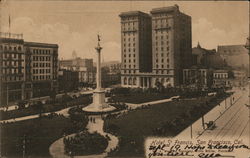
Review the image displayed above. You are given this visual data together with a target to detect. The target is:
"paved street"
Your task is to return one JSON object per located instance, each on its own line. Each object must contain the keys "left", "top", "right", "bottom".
{"left": 198, "top": 87, "right": 249, "bottom": 146}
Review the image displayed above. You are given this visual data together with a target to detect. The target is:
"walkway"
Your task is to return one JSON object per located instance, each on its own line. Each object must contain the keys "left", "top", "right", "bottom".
{"left": 49, "top": 115, "right": 118, "bottom": 158}
{"left": 0, "top": 105, "right": 72, "bottom": 124}
{"left": 126, "top": 96, "right": 179, "bottom": 110}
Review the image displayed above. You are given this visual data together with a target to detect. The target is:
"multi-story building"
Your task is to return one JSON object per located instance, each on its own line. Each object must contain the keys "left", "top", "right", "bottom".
{"left": 59, "top": 58, "right": 95, "bottom": 86}
{"left": 151, "top": 5, "right": 192, "bottom": 87}
{"left": 120, "top": 5, "right": 192, "bottom": 88}
{"left": 119, "top": 11, "right": 152, "bottom": 88}
{"left": 183, "top": 66, "right": 213, "bottom": 89}
{"left": 25, "top": 42, "right": 58, "bottom": 98}
{"left": 212, "top": 70, "right": 232, "bottom": 88}
{"left": 0, "top": 32, "right": 59, "bottom": 106}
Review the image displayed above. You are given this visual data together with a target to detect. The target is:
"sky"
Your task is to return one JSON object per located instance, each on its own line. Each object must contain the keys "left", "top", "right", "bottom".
{"left": 0, "top": 0, "right": 249, "bottom": 62}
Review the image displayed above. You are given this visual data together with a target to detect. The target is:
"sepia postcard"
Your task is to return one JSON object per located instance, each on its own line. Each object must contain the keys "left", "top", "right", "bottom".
{"left": 0, "top": 0, "right": 249, "bottom": 158}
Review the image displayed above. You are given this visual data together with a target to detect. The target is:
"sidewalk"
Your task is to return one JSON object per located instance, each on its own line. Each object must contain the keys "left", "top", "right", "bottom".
{"left": 126, "top": 96, "right": 179, "bottom": 110}
{"left": 176, "top": 89, "right": 243, "bottom": 139}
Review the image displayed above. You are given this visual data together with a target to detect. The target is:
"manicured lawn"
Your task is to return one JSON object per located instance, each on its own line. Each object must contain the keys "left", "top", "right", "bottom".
{"left": 0, "top": 115, "right": 72, "bottom": 158}
{"left": 0, "top": 94, "right": 92, "bottom": 120}
{"left": 104, "top": 93, "right": 230, "bottom": 157}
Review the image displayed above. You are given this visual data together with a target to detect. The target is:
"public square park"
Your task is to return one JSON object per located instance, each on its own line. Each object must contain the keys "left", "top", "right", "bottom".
{"left": 0, "top": 86, "right": 235, "bottom": 158}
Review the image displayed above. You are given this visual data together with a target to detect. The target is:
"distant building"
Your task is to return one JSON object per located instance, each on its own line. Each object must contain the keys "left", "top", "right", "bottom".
{"left": 59, "top": 58, "right": 95, "bottom": 86}
{"left": 120, "top": 5, "right": 192, "bottom": 88}
{"left": 212, "top": 70, "right": 232, "bottom": 88}
{"left": 192, "top": 42, "right": 225, "bottom": 68}
{"left": 218, "top": 45, "right": 249, "bottom": 69}
{"left": 183, "top": 66, "right": 213, "bottom": 89}
{"left": 0, "top": 32, "right": 59, "bottom": 106}
{"left": 58, "top": 69, "right": 79, "bottom": 92}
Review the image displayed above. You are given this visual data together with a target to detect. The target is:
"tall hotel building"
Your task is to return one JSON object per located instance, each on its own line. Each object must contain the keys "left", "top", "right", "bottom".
{"left": 119, "top": 11, "right": 152, "bottom": 87}
{"left": 0, "top": 32, "right": 58, "bottom": 106}
{"left": 120, "top": 5, "right": 192, "bottom": 88}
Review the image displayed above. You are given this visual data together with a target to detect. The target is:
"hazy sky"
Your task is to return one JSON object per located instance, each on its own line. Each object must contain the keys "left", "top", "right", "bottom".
{"left": 0, "top": 1, "right": 249, "bottom": 62}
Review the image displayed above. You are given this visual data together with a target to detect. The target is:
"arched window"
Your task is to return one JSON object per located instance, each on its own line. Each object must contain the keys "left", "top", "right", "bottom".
{"left": 18, "top": 46, "right": 22, "bottom": 51}
{"left": 133, "top": 77, "right": 136, "bottom": 85}
{"left": 128, "top": 78, "right": 132, "bottom": 85}
{"left": 124, "top": 77, "right": 127, "bottom": 85}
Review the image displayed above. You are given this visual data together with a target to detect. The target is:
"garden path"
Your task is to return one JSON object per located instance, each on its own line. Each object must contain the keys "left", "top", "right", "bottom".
{"left": 49, "top": 115, "right": 119, "bottom": 158}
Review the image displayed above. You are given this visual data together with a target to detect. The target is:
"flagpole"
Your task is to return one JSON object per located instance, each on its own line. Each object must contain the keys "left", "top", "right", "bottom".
{"left": 9, "top": 15, "right": 11, "bottom": 38}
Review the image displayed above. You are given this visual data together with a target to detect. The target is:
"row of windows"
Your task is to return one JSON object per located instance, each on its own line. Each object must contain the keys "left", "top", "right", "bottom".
{"left": 3, "top": 53, "right": 23, "bottom": 59}
{"left": 33, "top": 75, "right": 51, "bottom": 80}
{"left": 155, "top": 47, "right": 170, "bottom": 51}
{"left": 33, "top": 63, "right": 51, "bottom": 67}
{"left": 155, "top": 64, "right": 170, "bottom": 69}
{"left": 124, "top": 59, "right": 136, "bottom": 63}
{"left": 2, "top": 68, "right": 23, "bottom": 74}
{"left": 124, "top": 48, "right": 136, "bottom": 53}
{"left": 124, "top": 43, "right": 136, "bottom": 47}
{"left": 123, "top": 70, "right": 136, "bottom": 74}
{"left": 154, "top": 29, "right": 170, "bottom": 34}
{"left": 155, "top": 58, "right": 169, "bottom": 63}
{"left": 155, "top": 41, "right": 169, "bottom": 45}
{"left": 2, "top": 76, "right": 23, "bottom": 81}
{"left": 155, "top": 53, "right": 169, "bottom": 57}
{"left": 153, "top": 19, "right": 170, "bottom": 24}
{"left": 155, "top": 70, "right": 170, "bottom": 74}
{"left": 124, "top": 54, "right": 136, "bottom": 58}
{"left": 33, "top": 69, "right": 51, "bottom": 74}
{"left": 155, "top": 35, "right": 169, "bottom": 40}
{"left": 213, "top": 73, "right": 228, "bottom": 79}
{"left": 33, "top": 56, "right": 51, "bottom": 61}
{"left": 32, "top": 49, "right": 52, "bottom": 55}
{"left": 123, "top": 77, "right": 137, "bottom": 85}
{"left": 123, "top": 32, "right": 136, "bottom": 37}
{"left": 0, "top": 45, "right": 22, "bottom": 51}
{"left": 2, "top": 61, "right": 22, "bottom": 67}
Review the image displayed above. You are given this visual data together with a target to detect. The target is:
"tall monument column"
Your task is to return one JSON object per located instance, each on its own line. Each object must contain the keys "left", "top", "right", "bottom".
{"left": 82, "top": 35, "right": 115, "bottom": 112}
{"left": 96, "top": 40, "right": 102, "bottom": 90}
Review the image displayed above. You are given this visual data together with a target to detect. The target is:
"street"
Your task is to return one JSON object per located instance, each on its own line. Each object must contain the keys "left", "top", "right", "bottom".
{"left": 198, "top": 87, "right": 249, "bottom": 146}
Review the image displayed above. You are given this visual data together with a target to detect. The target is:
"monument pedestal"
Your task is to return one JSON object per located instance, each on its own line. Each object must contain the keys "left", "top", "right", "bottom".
{"left": 82, "top": 89, "right": 116, "bottom": 112}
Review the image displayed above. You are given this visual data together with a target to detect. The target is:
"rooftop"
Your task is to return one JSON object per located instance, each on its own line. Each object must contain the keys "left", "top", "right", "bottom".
{"left": 150, "top": 5, "right": 179, "bottom": 14}
{"left": 119, "top": 11, "right": 150, "bottom": 18}
{"left": 24, "top": 41, "right": 58, "bottom": 48}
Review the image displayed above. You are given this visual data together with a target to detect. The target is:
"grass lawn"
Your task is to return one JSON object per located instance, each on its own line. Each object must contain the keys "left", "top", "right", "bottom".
{"left": 112, "top": 93, "right": 177, "bottom": 104}
{"left": 0, "top": 115, "right": 72, "bottom": 158}
{"left": 104, "top": 93, "right": 230, "bottom": 157}
{"left": 0, "top": 94, "right": 92, "bottom": 120}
